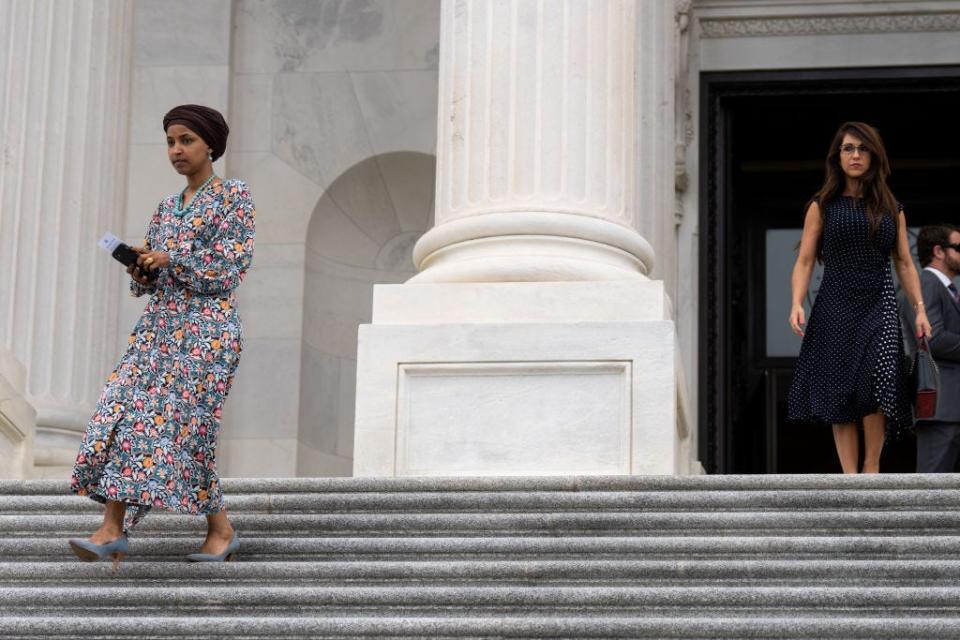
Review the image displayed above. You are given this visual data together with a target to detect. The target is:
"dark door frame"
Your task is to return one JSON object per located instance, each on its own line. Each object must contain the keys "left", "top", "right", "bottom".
{"left": 698, "top": 65, "right": 960, "bottom": 474}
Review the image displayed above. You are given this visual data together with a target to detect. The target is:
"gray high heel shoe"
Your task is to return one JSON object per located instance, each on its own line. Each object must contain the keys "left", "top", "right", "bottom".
{"left": 186, "top": 534, "right": 239, "bottom": 562}
{"left": 68, "top": 534, "right": 129, "bottom": 570}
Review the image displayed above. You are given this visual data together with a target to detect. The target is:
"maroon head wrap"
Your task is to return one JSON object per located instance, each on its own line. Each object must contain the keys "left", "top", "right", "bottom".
{"left": 162, "top": 104, "right": 230, "bottom": 162}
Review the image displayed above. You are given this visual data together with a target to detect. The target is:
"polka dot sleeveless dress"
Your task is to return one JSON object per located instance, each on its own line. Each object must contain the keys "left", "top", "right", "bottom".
{"left": 788, "top": 196, "right": 912, "bottom": 432}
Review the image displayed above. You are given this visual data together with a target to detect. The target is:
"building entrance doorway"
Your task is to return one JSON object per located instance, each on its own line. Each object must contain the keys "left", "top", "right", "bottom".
{"left": 700, "top": 67, "right": 960, "bottom": 474}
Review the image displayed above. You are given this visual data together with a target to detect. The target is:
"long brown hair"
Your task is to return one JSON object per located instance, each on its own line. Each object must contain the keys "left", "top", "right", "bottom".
{"left": 808, "top": 121, "right": 899, "bottom": 245}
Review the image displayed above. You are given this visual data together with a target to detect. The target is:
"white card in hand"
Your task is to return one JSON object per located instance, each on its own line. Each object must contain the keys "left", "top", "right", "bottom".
{"left": 98, "top": 232, "right": 122, "bottom": 253}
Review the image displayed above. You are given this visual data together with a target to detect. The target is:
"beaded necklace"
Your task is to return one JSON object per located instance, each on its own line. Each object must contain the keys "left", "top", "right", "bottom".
{"left": 174, "top": 174, "right": 218, "bottom": 216}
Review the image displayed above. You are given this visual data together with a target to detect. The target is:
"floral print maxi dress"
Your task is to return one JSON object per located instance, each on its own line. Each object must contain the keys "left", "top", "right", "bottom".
{"left": 71, "top": 179, "right": 255, "bottom": 531}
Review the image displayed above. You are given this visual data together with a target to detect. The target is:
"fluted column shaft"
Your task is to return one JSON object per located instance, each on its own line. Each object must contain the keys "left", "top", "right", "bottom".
{"left": 0, "top": 0, "right": 133, "bottom": 451}
{"left": 411, "top": 0, "right": 655, "bottom": 283}
{"left": 635, "top": 0, "right": 676, "bottom": 287}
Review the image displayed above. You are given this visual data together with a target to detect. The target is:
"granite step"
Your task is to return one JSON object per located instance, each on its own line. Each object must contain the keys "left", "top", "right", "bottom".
{"left": 4, "top": 489, "right": 960, "bottom": 513}
{"left": 0, "top": 584, "right": 960, "bottom": 620}
{"left": 1, "top": 511, "right": 959, "bottom": 538}
{"left": 4, "top": 474, "right": 960, "bottom": 495}
{"left": 1, "top": 475, "right": 959, "bottom": 638}
{"left": 3, "top": 614, "right": 960, "bottom": 639}
{"left": 3, "top": 534, "right": 960, "bottom": 560}
{"left": 4, "top": 584, "right": 960, "bottom": 615}
{"left": 3, "top": 559, "right": 960, "bottom": 586}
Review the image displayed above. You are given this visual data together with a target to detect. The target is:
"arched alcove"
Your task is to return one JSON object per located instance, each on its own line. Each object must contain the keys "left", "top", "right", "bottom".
{"left": 297, "top": 151, "right": 435, "bottom": 475}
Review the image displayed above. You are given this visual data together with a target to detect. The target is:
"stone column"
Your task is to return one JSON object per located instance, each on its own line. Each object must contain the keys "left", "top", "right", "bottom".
{"left": 634, "top": 0, "right": 677, "bottom": 289}
{"left": 0, "top": 0, "right": 134, "bottom": 473}
{"left": 410, "top": 0, "right": 654, "bottom": 283}
{"left": 354, "top": 0, "right": 696, "bottom": 477}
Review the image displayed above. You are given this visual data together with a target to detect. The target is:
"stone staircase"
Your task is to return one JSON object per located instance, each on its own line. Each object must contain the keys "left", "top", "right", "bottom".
{"left": 1, "top": 474, "right": 960, "bottom": 638}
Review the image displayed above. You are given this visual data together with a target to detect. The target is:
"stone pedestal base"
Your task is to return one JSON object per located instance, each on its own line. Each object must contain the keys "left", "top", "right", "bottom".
{"left": 0, "top": 351, "right": 36, "bottom": 480}
{"left": 353, "top": 281, "right": 695, "bottom": 477}
{"left": 28, "top": 404, "right": 92, "bottom": 478}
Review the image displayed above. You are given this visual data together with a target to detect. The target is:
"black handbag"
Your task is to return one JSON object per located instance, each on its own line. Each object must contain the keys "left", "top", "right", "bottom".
{"left": 912, "top": 336, "right": 940, "bottom": 419}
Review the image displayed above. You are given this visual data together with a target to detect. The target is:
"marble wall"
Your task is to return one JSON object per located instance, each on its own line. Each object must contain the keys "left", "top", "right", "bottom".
{"left": 299, "top": 151, "right": 434, "bottom": 476}
{"left": 229, "top": 0, "right": 439, "bottom": 476}
{"left": 122, "top": 0, "right": 440, "bottom": 476}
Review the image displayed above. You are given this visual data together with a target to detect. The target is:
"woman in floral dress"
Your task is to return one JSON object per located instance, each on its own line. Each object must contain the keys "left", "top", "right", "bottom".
{"left": 69, "top": 105, "right": 255, "bottom": 564}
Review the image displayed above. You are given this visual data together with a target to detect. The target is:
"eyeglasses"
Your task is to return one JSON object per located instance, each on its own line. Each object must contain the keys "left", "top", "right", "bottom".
{"left": 839, "top": 144, "right": 870, "bottom": 155}
{"left": 943, "top": 243, "right": 960, "bottom": 253}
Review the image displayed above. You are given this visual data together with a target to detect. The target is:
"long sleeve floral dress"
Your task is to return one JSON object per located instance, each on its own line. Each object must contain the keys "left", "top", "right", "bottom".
{"left": 71, "top": 179, "right": 255, "bottom": 532}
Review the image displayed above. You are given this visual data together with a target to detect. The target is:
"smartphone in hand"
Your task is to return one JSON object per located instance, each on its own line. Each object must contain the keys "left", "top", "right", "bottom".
{"left": 98, "top": 232, "right": 158, "bottom": 281}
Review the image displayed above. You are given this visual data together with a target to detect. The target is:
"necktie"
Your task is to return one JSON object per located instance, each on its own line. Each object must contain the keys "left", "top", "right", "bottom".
{"left": 949, "top": 283, "right": 960, "bottom": 305}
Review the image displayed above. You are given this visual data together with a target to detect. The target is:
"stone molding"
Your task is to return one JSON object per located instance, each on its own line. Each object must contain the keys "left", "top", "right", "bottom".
{"left": 700, "top": 11, "right": 960, "bottom": 38}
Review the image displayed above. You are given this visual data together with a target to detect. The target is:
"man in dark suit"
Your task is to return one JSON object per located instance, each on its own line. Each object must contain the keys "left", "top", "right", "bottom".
{"left": 900, "top": 224, "right": 960, "bottom": 472}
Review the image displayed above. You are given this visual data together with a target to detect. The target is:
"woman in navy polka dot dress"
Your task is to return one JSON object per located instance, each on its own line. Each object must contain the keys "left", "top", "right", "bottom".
{"left": 788, "top": 122, "right": 932, "bottom": 473}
